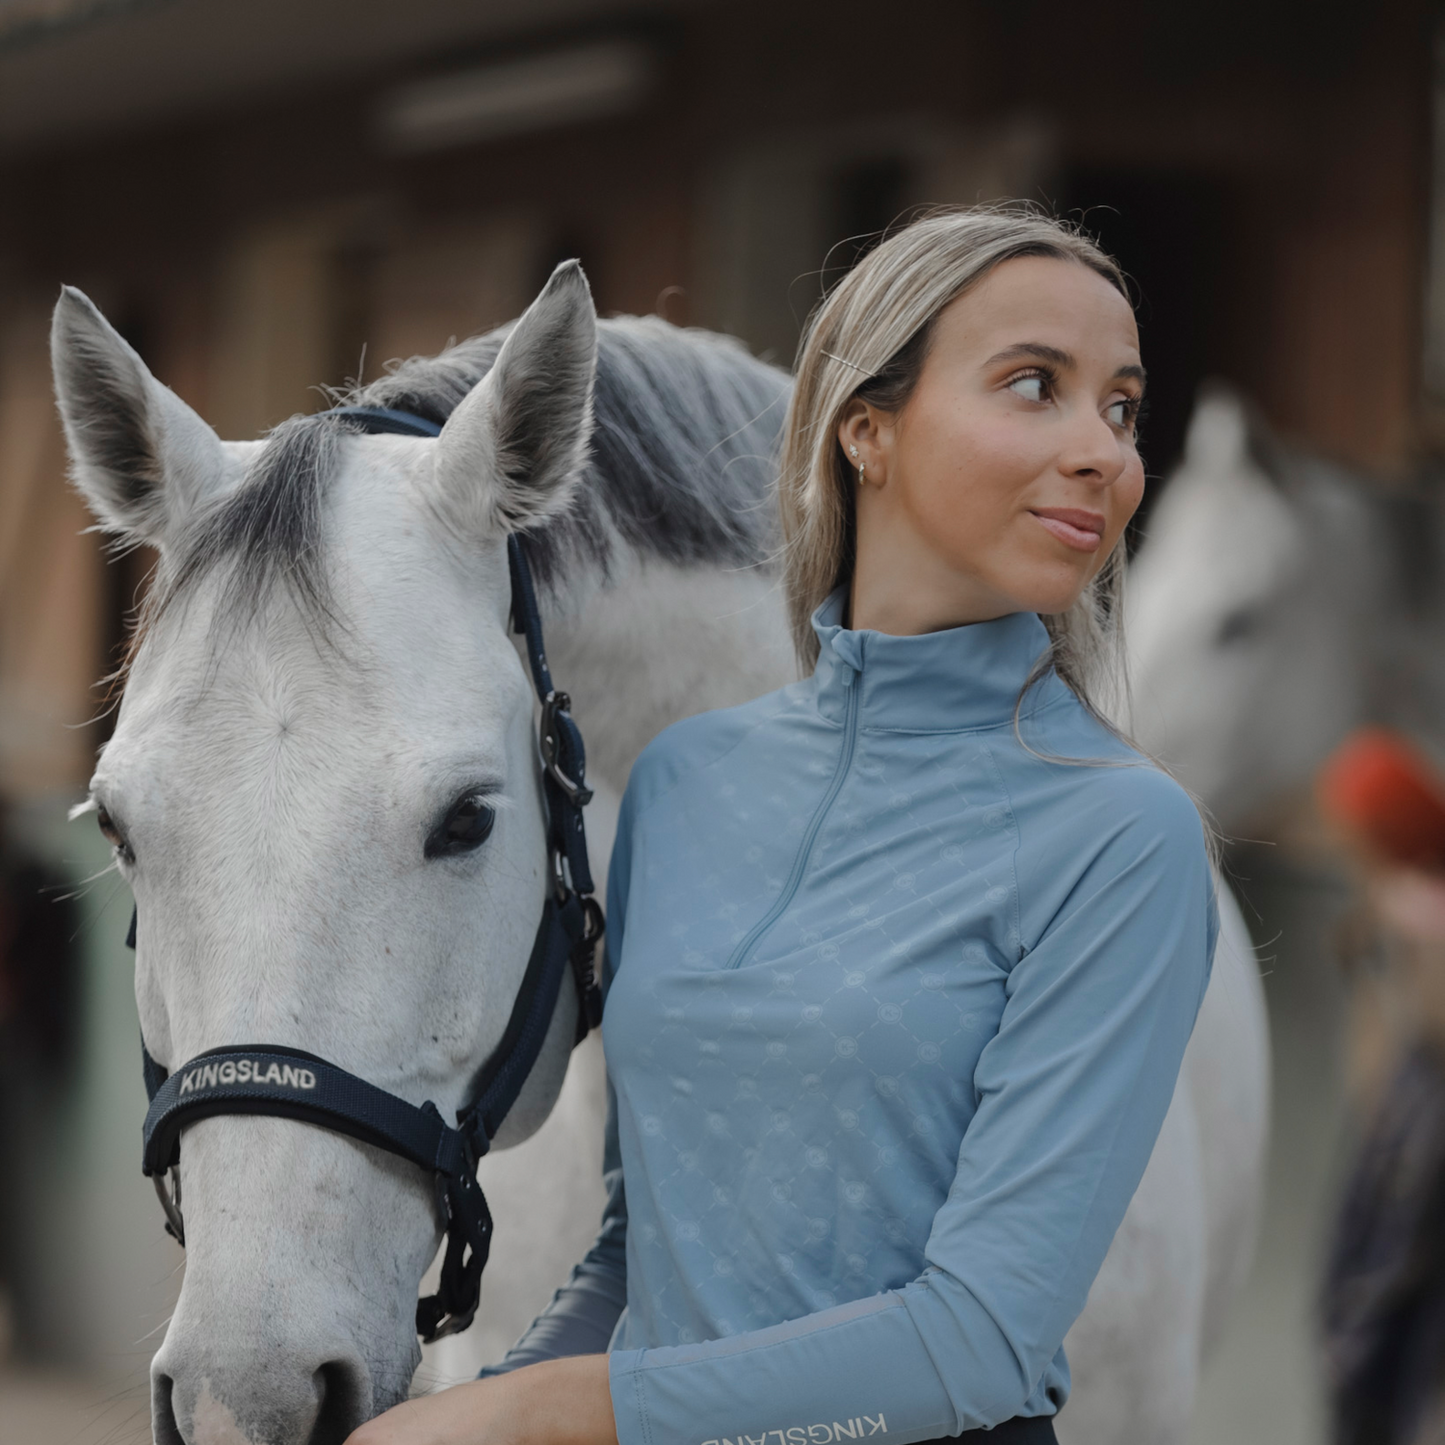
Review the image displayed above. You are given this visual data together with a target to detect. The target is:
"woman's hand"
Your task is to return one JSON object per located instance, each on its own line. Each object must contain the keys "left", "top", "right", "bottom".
{"left": 345, "top": 1354, "right": 618, "bottom": 1445}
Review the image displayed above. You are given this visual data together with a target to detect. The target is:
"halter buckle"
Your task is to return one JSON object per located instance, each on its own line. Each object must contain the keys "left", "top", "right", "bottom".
{"left": 540, "top": 692, "right": 593, "bottom": 807}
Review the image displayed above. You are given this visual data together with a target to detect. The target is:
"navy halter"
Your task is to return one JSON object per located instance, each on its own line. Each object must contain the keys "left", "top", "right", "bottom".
{"left": 133, "top": 405, "right": 604, "bottom": 1342}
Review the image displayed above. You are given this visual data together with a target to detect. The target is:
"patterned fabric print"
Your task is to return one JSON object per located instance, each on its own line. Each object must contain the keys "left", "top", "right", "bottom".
{"left": 499, "top": 594, "right": 1217, "bottom": 1443}
{"left": 606, "top": 698, "right": 1033, "bottom": 1345}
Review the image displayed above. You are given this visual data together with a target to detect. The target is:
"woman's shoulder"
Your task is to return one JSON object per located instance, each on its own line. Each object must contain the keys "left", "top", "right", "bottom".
{"left": 1004, "top": 708, "right": 1215, "bottom": 950}
{"left": 1008, "top": 693, "right": 1210, "bottom": 857}
{"left": 622, "top": 680, "right": 808, "bottom": 818}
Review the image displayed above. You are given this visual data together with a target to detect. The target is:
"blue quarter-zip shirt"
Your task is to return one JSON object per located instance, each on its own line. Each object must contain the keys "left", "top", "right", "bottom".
{"left": 491, "top": 595, "right": 1217, "bottom": 1442}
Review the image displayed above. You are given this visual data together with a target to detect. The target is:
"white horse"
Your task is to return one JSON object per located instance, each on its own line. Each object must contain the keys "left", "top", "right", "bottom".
{"left": 1126, "top": 385, "right": 1445, "bottom": 835}
{"left": 52, "top": 266, "right": 1264, "bottom": 1445}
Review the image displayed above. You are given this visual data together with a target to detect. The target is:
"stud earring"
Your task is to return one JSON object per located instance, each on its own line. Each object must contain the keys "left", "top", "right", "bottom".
{"left": 849, "top": 444, "right": 866, "bottom": 485}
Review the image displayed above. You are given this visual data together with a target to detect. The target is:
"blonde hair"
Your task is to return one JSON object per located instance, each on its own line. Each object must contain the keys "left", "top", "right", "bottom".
{"left": 778, "top": 205, "right": 1131, "bottom": 724}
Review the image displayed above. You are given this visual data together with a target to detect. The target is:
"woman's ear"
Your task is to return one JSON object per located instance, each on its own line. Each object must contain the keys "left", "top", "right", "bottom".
{"left": 836, "top": 399, "right": 890, "bottom": 488}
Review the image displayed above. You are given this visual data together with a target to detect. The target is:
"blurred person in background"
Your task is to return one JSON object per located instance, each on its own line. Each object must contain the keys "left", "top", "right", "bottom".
{"left": 0, "top": 797, "right": 80, "bottom": 1360}
{"left": 0, "top": 804, "right": 79, "bottom": 1072}
{"left": 1319, "top": 731, "right": 1445, "bottom": 1445}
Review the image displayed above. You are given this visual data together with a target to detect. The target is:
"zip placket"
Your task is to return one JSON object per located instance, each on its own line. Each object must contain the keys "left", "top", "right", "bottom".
{"left": 724, "top": 662, "right": 861, "bottom": 969}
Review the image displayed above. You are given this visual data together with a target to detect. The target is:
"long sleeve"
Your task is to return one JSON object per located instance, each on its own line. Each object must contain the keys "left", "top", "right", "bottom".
{"left": 605, "top": 777, "right": 1215, "bottom": 1443}
{"left": 478, "top": 794, "right": 639, "bottom": 1374}
{"left": 478, "top": 1093, "right": 629, "bottom": 1373}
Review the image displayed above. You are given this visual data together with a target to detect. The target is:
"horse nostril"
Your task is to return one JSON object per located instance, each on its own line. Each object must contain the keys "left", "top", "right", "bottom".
{"left": 152, "top": 1373, "right": 185, "bottom": 1445}
{"left": 308, "top": 1359, "right": 369, "bottom": 1445}
{"left": 151, "top": 1357, "right": 369, "bottom": 1445}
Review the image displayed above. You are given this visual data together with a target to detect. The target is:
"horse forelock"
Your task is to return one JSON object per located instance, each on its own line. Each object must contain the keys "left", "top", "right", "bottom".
{"left": 125, "top": 316, "right": 790, "bottom": 678}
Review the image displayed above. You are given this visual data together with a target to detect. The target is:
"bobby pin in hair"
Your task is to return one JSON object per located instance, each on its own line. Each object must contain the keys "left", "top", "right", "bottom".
{"left": 820, "top": 349, "right": 870, "bottom": 374}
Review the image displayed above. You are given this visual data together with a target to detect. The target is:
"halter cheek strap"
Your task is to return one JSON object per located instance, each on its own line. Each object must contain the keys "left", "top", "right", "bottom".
{"left": 131, "top": 404, "right": 604, "bottom": 1343}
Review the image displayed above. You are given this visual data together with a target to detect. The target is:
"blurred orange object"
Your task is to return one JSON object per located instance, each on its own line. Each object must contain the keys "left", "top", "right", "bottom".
{"left": 1317, "top": 728, "right": 1445, "bottom": 873}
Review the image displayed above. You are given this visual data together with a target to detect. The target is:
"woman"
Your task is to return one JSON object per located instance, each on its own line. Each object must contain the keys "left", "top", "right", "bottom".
{"left": 351, "top": 207, "right": 1217, "bottom": 1445}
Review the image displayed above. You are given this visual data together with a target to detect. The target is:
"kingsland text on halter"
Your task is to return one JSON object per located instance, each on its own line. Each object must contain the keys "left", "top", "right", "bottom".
{"left": 177, "top": 1058, "right": 318, "bottom": 1094}
{"left": 131, "top": 405, "right": 604, "bottom": 1343}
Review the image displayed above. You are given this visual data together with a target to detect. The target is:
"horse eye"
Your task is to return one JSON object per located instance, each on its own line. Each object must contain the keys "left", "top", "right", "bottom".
{"left": 96, "top": 805, "right": 134, "bottom": 863}
{"left": 1216, "top": 607, "right": 1264, "bottom": 646}
{"left": 426, "top": 794, "right": 496, "bottom": 859}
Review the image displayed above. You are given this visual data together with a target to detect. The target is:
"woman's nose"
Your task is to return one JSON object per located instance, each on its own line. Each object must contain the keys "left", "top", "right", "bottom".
{"left": 1059, "top": 406, "right": 1129, "bottom": 485}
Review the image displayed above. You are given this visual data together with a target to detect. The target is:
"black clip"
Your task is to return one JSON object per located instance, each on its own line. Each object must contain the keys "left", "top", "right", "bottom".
{"left": 540, "top": 692, "right": 593, "bottom": 807}
{"left": 570, "top": 896, "right": 606, "bottom": 1037}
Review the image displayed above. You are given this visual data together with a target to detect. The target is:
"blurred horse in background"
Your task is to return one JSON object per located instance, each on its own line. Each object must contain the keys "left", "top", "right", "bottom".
{"left": 1125, "top": 383, "right": 1445, "bottom": 1114}
{"left": 1124, "top": 392, "right": 1445, "bottom": 1443}
{"left": 1127, "top": 388, "right": 1444, "bottom": 839}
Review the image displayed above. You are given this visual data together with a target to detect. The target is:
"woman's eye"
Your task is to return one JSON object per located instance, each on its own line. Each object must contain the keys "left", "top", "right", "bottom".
{"left": 1106, "top": 398, "right": 1139, "bottom": 429}
{"left": 1008, "top": 373, "right": 1049, "bottom": 404}
{"left": 426, "top": 794, "right": 497, "bottom": 859}
{"left": 96, "top": 806, "right": 134, "bottom": 864}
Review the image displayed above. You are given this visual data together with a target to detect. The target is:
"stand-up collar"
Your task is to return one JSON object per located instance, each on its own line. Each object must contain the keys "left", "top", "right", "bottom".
{"left": 810, "top": 589, "right": 1067, "bottom": 731}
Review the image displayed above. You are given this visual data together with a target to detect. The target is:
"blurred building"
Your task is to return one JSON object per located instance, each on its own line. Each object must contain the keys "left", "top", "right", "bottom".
{"left": 0, "top": 0, "right": 1436, "bottom": 1415}
{"left": 0, "top": 0, "right": 1434, "bottom": 799}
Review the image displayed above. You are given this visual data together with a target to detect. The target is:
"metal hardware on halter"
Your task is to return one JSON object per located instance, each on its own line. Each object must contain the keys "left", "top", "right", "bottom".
{"left": 128, "top": 402, "right": 605, "bottom": 1344}
{"left": 154, "top": 1167, "right": 184, "bottom": 1245}
{"left": 541, "top": 691, "right": 593, "bottom": 807}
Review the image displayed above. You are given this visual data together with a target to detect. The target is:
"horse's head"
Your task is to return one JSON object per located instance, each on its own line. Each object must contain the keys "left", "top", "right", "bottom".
{"left": 1126, "top": 388, "right": 1385, "bottom": 834}
{"left": 52, "top": 264, "right": 598, "bottom": 1443}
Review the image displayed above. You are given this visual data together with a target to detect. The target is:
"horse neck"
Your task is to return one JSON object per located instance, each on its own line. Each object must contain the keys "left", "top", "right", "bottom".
{"left": 539, "top": 557, "right": 795, "bottom": 797}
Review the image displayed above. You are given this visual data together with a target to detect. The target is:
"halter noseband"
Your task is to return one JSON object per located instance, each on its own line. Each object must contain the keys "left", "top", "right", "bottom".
{"left": 131, "top": 406, "right": 604, "bottom": 1343}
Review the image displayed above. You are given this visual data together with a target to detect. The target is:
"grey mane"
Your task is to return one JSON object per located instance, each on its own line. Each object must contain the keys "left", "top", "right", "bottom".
{"left": 170, "top": 315, "right": 791, "bottom": 628}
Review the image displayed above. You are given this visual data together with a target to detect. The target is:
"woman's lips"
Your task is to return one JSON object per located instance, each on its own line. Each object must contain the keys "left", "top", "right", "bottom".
{"left": 1030, "top": 507, "right": 1106, "bottom": 553}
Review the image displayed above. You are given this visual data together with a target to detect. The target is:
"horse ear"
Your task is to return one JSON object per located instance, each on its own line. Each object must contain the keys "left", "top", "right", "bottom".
{"left": 1183, "top": 383, "right": 1288, "bottom": 489}
{"left": 427, "top": 260, "right": 597, "bottom": 539}
{"left": 51, "top": 286, "right": 225, "bottom": 547}
{"left": 1182, "top": 385, "right": 1252, "bottom": 475}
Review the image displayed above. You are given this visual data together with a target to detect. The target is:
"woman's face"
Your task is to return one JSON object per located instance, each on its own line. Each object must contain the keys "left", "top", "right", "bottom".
{"left": 842, "top": 254, "right": 1146, "bottom": 632}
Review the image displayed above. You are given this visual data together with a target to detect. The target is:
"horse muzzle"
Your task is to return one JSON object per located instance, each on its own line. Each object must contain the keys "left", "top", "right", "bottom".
{"left": 151, "top": 1335, "right": 373, "bottom": 1445}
